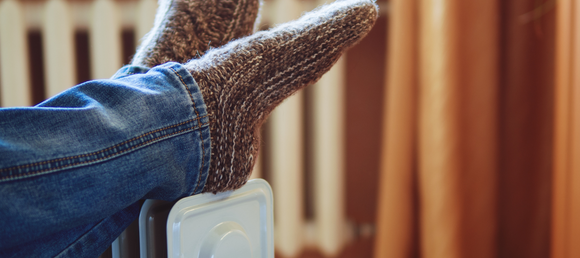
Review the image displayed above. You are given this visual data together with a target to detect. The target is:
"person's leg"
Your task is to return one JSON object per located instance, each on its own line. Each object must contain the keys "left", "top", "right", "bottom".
{"left": 0, "top": 0, "right": 378, "bottom": 256}
{"left": 1, "top": 0, "right": 262, "bottom": 256}
{"left": 132, "top": 0, "right": 262, "bottom": 67}
{"left": 1, "top": 202, "right": 142, "bottom": 258}
{"left": 189, "top": 0, "right": 379, "bottom": 193}
{"left": 0, "top": 63, "right": 210, "bottom": 257}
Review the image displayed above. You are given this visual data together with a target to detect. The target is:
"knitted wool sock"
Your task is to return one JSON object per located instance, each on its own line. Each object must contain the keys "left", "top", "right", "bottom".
{"left": 131, "top": 0, "right": 262, "bottom": 67}
{"left": 186, "top": 0, "right": 379, "bottom": 193}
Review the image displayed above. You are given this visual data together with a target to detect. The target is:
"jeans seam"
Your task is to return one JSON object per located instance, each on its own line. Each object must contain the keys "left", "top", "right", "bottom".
{"left": 0, "top": 117, "right": 207, "bottom": 173}
{"left": 0, "top": 118, "right": 209, "bottom": 182}
{"left": 169, "top": 67, "right": 207, "bottom": 194}
{"left": 53, "top": 202, "right": 141, "bottom": 258}
{"left": 53, "top": 217, "right": 108, "bottom": 258}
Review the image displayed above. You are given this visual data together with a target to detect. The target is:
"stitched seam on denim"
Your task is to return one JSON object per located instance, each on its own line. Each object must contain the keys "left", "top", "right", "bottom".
{"left": 170, "top": 67, "right": 207, "bottom": 194}
{"left": 0, "top": 119, "right": 209, "bottom": 181}
{"left": 0, "top": 123, "right": 207, "bottom": 182}
{"left": 54, "top": 203, "right": 140, "bottom": 258}
{"left": 54, "top": 217, "right": 108, "bottom": 258}
{"left": 0, "top": 117, "right": 207, "bottom": 173}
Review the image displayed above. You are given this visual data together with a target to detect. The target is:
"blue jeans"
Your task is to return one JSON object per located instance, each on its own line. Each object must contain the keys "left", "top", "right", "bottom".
{"left": 0, "top": 62, "right": 211, "bottom": 257}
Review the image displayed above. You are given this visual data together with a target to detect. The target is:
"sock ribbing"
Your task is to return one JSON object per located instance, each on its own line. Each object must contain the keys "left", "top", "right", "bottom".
{"left": 132, "top": 0, "right": 262, "bottom": 67}
{"left": 188, "top": 0, "right": 379, "bottom": 193}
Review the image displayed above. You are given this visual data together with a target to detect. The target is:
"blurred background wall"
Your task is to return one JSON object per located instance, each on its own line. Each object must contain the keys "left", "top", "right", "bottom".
{"left": 0, "top": 0, "right": 579, "bottom": 257}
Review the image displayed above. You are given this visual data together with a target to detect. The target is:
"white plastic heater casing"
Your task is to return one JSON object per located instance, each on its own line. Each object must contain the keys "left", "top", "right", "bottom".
{"left": 139, "top": 179, "right": 274, "bottom": 258}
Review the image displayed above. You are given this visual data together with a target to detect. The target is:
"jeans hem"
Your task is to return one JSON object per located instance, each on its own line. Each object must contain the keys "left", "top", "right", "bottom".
{"left": 164, "top": 63, "right": 211, "bottom": 194}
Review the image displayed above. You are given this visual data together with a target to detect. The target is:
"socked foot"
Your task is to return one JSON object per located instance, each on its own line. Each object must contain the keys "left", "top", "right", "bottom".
{"left": 131, "top": 0, "right": 262, "bottom": 67}
{"left": 186, "top": 0, "right": 379, "bottom": 193}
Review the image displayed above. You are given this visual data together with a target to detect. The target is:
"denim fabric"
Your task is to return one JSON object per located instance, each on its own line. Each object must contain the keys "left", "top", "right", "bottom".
{"left": 0, "top": 62, "right": 211, "bottom": 257}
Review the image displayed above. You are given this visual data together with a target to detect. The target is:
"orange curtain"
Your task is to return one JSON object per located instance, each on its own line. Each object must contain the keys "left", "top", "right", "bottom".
{"left": 375, "top": 0, "right": 560, "bottom": 257}
{"left": 552, "top": 0, "right": 580, "bottom": 257}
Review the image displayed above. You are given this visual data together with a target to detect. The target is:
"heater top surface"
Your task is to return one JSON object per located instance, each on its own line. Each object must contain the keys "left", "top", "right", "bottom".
{"left": 166, "top": 179, "right": 274, "bottom": 258}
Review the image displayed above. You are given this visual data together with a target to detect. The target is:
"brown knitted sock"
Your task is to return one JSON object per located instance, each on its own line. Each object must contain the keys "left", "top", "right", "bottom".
{"left": 131, "top": 0, "right": 262, "bottom": 67}
{"left": 187, "top": 0, "right": 379, "bottom": 193}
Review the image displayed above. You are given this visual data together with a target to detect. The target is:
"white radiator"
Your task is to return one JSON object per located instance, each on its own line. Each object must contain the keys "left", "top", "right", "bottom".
{"left": 0, "top": 0, "right": 354, "bottom": 257}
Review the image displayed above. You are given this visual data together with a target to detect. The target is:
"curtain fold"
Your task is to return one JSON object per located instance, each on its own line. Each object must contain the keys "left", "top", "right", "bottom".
{"left": 417, "top": 0, "right": 499, "bottom": 257}
{"left": 498, "top": 1, "right": 554, "bottom": 257}
{"left": 552, "top": 0, "right": 580, "bottom": 257}
{"left": 374, "top": 0, "right": 418, "bottom": 257}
